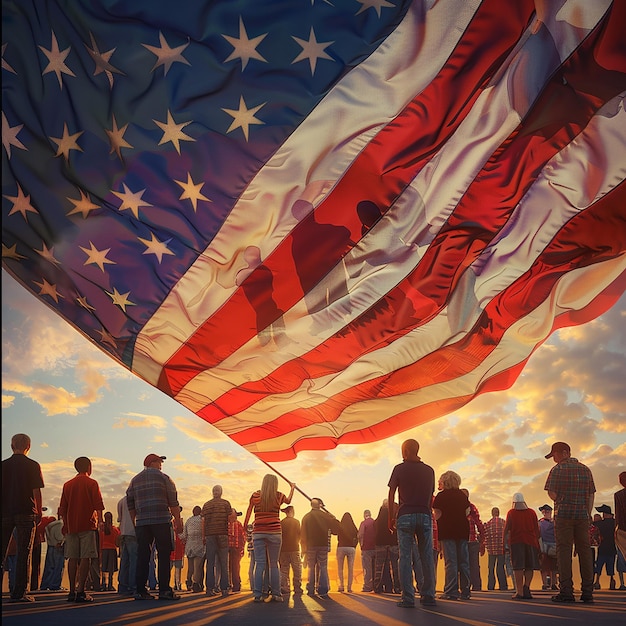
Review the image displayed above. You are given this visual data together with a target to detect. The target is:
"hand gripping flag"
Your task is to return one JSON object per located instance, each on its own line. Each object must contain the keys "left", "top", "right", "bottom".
{"left": 3, "top": 0, "right": 625, "bottom": 461}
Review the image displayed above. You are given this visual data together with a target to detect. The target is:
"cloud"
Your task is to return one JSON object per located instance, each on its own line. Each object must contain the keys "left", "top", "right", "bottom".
{"left": 1, "top": 375, "right": 102, "bottom": 416}
{"left": 2, "top": 394, "right": 15, "bottom": 408}
{"left": 112, "top": 412, "right": 168, "bottom": 430}
{"left": 173, "top": 415, "right": 231, "bottom": 443}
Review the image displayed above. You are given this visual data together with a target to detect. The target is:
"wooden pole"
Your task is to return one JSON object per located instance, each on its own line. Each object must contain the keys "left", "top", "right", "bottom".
{"left": 258, "top": 457, "right": 334, "bottom": 517}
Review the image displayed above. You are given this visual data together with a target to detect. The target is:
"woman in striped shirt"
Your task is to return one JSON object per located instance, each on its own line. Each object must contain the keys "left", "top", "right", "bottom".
{"left": 244, "top": 474, "right": 295, "bottom": 603}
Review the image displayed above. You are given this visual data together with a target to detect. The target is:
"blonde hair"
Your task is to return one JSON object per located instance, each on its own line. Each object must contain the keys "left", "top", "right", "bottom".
{"left": 439, "top": 470, "right": 462, "bottom": 490}
{"left": 259, "top": 474, "right": 278, "bottom": 512}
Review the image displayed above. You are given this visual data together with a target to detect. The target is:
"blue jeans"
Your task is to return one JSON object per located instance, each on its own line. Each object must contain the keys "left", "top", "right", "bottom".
{"left": 306, "top": 547, "right": 330, "bottom": 595}
{"left": 205, "top": 535, "right": 229, "bottom": 591}
{"left": 336, "top": 546, "right": 355, "bottom": 591}
{"left": 361, "top": 549, "right": 375, "bottom": 591}
{"left": 252, "top": 533, "right": 282, "bottom": 598}
{"left": 468, "top": 540, "right": 482, "bottom": 590}
{"left": 412, "top": 542, "right": 424, "bottom": 592}
{"left": 487, "top": 553, "right": 507, "bottom": 590}
{"left": 40, "top": 545, "right": 65, "bottom": 590}
{"left": 396, "top": 513, "right": 435, "bottom": 603}
{"left": 118, "top": 535, "right": 138, "bottom": 593}
{"left": 2, "top": 516, "right": 36, "bottom": 599}
{"left": 440, "top": 539, "right": 470, "bottom": 598}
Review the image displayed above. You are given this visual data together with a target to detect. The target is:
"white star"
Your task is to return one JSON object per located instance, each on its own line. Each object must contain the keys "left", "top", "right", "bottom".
{"left": 33, "top": 278, "right": 63, "bottom": 303}
{"left": 292, "top": 27, "right": 334, "bottom": 75}
{"left": 355, "top": 0, "right": 395, "bottom": 17}
{"left": 2, "top": 43, "right": 16, "bottom": 74}
{"left": 105, "top": 114, "right": 133, "bottom": 160}
{"left": 2, "top": 243, "right": 26, "bottom": 261}
{"left": 4, "top": 183, "right": 38, "bottom": 220}
{"left": 222, "top": 96, "right": 265, "bottom": 142}
{"left": 138, "top": 232, "right": 175, "bottom": 264}
{"left": 153, "top": 110, "right": 195, "bottom": 155}
{"left": 77, "top": 295, "right": 96, "bottom": 312}
{"left": 105, "top": 287, "right": 135, "bottom": 312}
{"left": 85, "top": 32, "right": 124, "bottom": 88}
{"left": 223, "top": 17, "right": 267, "bottom": 71}
{"left": 80, "top": 241, "right": 116, "bottom": 272}
{"left": 143, "top": 32, "right": 190, "bottom": 76}
{"left": 2, "top": 111, "right": 27, "bottom": 158}
{"left": 111, "top": 183, "right": 153, "bottom": 220}
{"left": 49, "top": 123, "right": 83, "bottom": 160}
{"left": 39, "top": 31, "right": 76, "bottom": 89}
{"left": 174, "top": 172, "right": 210, "bottom": 211}
{"left": 67, "top": 189, "right": 100, "bottom": 218}
{"left": 35, "top": 243, "right": 61, "bottom": 266}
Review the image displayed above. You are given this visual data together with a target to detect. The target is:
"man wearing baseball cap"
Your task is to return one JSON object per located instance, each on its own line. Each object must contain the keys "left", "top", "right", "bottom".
{"left": 126, "top": 454, "right": 182, "bottom": 601}
{"left": 544, "top": 441, "right": 595, "bottom": 604}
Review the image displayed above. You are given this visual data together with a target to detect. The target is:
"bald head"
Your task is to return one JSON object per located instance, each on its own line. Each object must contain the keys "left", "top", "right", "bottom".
{"left": 311, "top": 498, "right": 322, "bottom": 510}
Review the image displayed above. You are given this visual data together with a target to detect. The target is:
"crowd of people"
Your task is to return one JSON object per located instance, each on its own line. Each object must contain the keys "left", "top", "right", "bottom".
{"left": 2, "top": 433, "right": 625, "bottom": 610}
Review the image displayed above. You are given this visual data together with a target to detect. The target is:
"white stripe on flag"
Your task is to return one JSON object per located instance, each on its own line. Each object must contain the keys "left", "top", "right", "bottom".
{"left": 187, "top": 94, "right": 625, "bottom": 426}
{"left": 132, "top": 0, "right": 483, "bottom": 381}
{"left": 170, "top": 61, "right": 626, "bottom": 413}
{"left": 238, "top": 255, "right": 626, "bottom": 456}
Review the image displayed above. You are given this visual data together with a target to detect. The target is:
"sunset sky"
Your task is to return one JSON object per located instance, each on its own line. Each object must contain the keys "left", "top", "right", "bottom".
{"left": 2, "top": 271, "right": 624, "bottom": 528}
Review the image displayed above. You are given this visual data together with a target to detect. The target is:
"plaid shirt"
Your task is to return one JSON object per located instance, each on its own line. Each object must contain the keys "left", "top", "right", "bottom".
{"left": 467, "top": 503, "right": 485, "bottom": 544}
{"left": 126, "top": 468, "right": 179, "bottom": 526}
{"left": 484, "top": 517, "right": 506, "bottom": 555}
{"left": 228, "top": 519, "right": 246, "bottom": 551}
{"left": 544, "top": 457, "right": 595, "bottom": 520}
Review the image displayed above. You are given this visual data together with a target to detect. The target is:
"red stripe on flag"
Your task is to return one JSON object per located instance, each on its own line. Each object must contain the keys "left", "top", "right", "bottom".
{"left": 158, "top": 0, "right": 536, "bottom": 396}
{"left": 229, "top": 180, "right": 626, "bottom": 448}
{"left": 251, "top": 250, "right": 622, "bottom": 466}
{"left": 252, "top": 261, "right": 625, "bottom": 462}
{"left": 197, "top": 9, "right": 625, "bottom": 423}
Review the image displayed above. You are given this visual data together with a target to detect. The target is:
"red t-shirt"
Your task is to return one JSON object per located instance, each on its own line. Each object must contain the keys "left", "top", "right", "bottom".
{"left": 99, "top": 525, "right": 120, "bottom": 550}
{"left": 505, "top": 508, "right": 540, "bottom": 548}
{"left": 59, "top": 473, "right": 105, "bottom": 534}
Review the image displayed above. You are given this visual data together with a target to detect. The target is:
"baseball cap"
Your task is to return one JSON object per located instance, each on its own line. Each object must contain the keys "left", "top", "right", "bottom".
{"left": 544, "top": 442, "right": 570, "bottom": 459}
{"left": 596, "top": 504, "right": 612, "bottom": 514}
{"left": 538, "top": 504, "right": 553, "bottom": 512}
{"left": 144, "top": 453, "right": 166, "bottom": 467}
{"left": 281, "top": 505, "right": 294, "bottom": 514}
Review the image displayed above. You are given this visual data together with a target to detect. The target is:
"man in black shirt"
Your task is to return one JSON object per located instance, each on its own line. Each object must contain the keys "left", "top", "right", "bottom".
{"left": 388, "top": 439, "right": 436, "bottom": 608}
{"left": 1, "top": 433, "right": 45, "bottom": 603}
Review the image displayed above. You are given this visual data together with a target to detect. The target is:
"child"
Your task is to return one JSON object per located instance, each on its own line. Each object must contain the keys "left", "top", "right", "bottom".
{"left": 170, "top": 518, "right": 185, "bottom": 591}
{"left": 99, "top": 511, "right": 120, "bottom": 591}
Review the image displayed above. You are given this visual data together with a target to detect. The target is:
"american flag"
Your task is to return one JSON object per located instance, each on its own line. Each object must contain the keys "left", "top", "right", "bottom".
{"left": 2, "top": 0, "right": 625, "bottom": 461}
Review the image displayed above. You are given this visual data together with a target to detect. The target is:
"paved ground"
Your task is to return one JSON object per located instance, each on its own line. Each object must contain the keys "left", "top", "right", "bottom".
{"left": 2, "top": 588, "right": 625, "bottom": 626}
